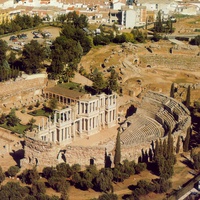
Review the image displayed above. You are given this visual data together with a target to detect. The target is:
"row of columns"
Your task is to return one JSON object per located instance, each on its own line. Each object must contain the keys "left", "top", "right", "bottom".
{"left": 56, "top": 110, "right": 71, "bottom": 123}
{"left": 106, "top": 95, "right": 116, "bottom": 107}
{"left": 82, "top": 116, "right": 98, "bottom": 132}
{"left": 79, "top": 101, "right": 99, "bottom": 114}
{"left": 44, "top": 92, "right": 76, "bottom": 105}
{"left": 40, "top": 126, "right": 75, "bottom": 143}
{"left": 106, "top": 109, "right": 117, "bottom": 124}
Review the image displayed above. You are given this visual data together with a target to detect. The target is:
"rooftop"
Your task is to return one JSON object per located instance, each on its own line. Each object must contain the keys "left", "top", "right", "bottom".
{"left": 44, "top": 85, "right": 85, "bottom": 99}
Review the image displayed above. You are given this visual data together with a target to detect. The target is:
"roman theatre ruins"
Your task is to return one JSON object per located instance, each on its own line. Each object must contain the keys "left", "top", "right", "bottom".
{"left": 0, "top": 74, "right": 191, "bottom": 168}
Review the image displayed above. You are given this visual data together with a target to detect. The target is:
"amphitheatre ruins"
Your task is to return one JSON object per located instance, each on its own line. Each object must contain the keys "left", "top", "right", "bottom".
{"left": 0, "top": 32, "right": 199, "bottom": 169}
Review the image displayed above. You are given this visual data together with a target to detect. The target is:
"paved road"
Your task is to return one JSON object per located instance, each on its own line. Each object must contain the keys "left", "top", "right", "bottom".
{"left": 178, "top": 188, "right": 200, "bottom": 200}
{"left": 148, "top": 33, "right": 199, "bottom": 39}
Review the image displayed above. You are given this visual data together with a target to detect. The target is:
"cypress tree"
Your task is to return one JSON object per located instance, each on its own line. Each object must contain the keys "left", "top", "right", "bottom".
{"left": 183, "top": 127, "right": 191, "bottom": 152}
{"left": 155, "top": 10, "right": 163, "bottom": 33}
{"left": 149, "top": 148, "right": 153, "bottom": 161}
{"left": 185, "top": 85, "right": 191, "bottom": 108}
{"left": 159, "top": 139, "right": 163, "bottom": 155}
{"left": 167, "top": 131, "right": 173, "bottom": 159}
{"left": 114, "top": 131, "right": 121, "bottom": 167}
{"left": 176, "top": 136, "right": 181, "bottom": 154}
{"left": 154, "top": 139, "right": 159, "bottom": 159}
{"left": 163, "top": 139, "right": 167, "bottom": 158}
{"left": 170, "top": 83, "right": 175, "bottom": 98}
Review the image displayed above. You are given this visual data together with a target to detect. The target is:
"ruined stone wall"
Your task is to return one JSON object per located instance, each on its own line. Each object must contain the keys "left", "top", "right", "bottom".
{"left": 0, "top": 75, "right": 48, "bottom": 110}
{"left": 23, "top": 137, "right": 105, "bottom": 168}
{"left": 24, "top": 137, "right": 60, "bottom": 167}
{"left": 0, "top": 75, "right": 47, "bottom": 106}
{"left": 24, "top": 129, "right": 186, "bottom": 168}
{"left": 62, "top": 146, "right": 105, "bottom": 167}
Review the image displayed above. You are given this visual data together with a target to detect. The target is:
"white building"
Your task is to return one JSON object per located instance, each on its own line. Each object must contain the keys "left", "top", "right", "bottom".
{"left": 175, "top": 4, "right": 199, "bottom": 15}
{"left": 112, "top": 1, "right": 125, "bottom": 10}
{"left": 121, "top": 6, "right": 146, "bottom": 28}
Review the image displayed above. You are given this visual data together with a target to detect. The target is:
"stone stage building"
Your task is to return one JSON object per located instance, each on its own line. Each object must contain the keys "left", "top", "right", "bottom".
{"left": 36, "top": 86, "right": 117, "bottom": 144}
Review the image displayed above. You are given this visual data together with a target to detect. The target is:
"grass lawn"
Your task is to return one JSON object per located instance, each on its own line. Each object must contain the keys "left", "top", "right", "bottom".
{"left": 0, "top": 123, "right": 28, "bottom": 135}
{"left": 28, "top": 108, "right": 52, "bottom": 117}
{"left": 58, "top": 82, "right": 85, "bottom": 92}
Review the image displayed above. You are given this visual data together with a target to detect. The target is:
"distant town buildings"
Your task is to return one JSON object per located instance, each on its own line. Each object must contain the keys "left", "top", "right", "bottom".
{"left": 0, "top": 0, "right": 199, "bottom": 29}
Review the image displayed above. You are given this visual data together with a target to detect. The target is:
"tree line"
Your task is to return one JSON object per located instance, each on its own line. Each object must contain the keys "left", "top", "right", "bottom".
{"left": 0, "top": 14, "right": 42, "bottom": 35}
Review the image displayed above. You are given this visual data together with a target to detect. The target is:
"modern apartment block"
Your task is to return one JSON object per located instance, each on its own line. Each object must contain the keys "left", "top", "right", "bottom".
{"left": 121, "top": 5, "right": 146, "bottom": 28}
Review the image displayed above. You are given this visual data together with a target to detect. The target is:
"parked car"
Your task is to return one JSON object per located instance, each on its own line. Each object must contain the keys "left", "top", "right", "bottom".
{"left": 18, "top": 33, "right": 27, "bottom": 39}
{"left": 9, "top": 35, "right": 17, "bottom": 41}
{"left": 11, "top": 46, "right": 21, "bottom": 51}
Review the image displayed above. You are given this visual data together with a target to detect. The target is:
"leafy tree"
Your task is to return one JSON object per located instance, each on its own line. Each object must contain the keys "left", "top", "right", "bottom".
{"left": 49, "top": 98, "right": 58, "bottom": 111}
{"left": 134, "top": 162, "right": 146, "bottom": 174}
{"left": 6, "top": 109, "right": 20, "bottom": 127}
{"left": 114, "top": 131, "right": 121, "bottom": 167}
{"left": 60, "top": 24, "right": 75, "bottom": 39}
{"left": 57, "top": 14, "right": 67, "bottom": 23}
{"left": 60, "top": 188, "right": 69, "bottom": 200}
{"left": 21, "top": 40, "right": 45, "bottom": 74}
{"left": 190, "top": 35, "right": 200, "bottom": 45}
{"left": 0, "top": 39, "right": 8, "bottom": 65}
{"left": 27, "top": 118, "right": 36, "bottom": 131}
{"left": 113, "top": 34, "right": 126, "bottom": 43}
{"left": 94, "top": 168, "right": 113, "bottom": 192}
{"left": 153, "top": 178, "right": 172, "bottom": 193}
{"left": 56, "top": 163, "right": 72, "bottom": 178}
{"left": 8, "top": 52, "right": 16, "bottom": 67}
{"left": 42, "top": 166, "right": 56, "bottom": 179}
{"left": 0, "top": 182, "right": 29, "bottom": 199}
{"left": 93, "top": 35, "right": 110, "bottom": 46}
{"left": 50, "top": 196, "right": 60, "bottom": 200}
{"left": 24, "top": 195, "right": 37, "bottom": 200}
{"left": 151, "top": 32, "right": 162, "bottom": 42}
{"left": 0, "top": 166, "right": 5, "bottom": 185}
{"left": 107, "top": 69, "right": 119, "bottom": 93}
{"left": 122, "top": 160, "right": 135, "bottom": 175}
{"left": 0, "top": 113, "right": 6, "bottom": 124}
{"left": 33, "top": 15, "right": 42, "bottom": 27}
{"left": 48, "top": 176, "right": 70, "bottom": 192}
{"left": 66, "top": 12, "right": 88, "bottom": 29}
{"left": 7, "top": 166, "right": 20, "bottom": 177}
{"left": 131, "top": 29, "right": 146, "bottom": 43}
{"left": 123, "top": 32, "right": 134, "bottom": 43}
{"left": 92, "top": 70, "right": 106, "bottom": 94}
{"left": 71, "top": 172, "right": 82, "bottom": 187}
{"left": 71, "top": 164, "right": 81, "bottom": 173}
{"left": 31, "top": 181, "right": 46, "bottom": 196}
{"left": 49, "top": 36, "right": 83, "bottom": 77}
{"left": 98, "top": 193, "right": 118, "bottom": 200}
{"left": 72, "top": 165, "right": 99, "bottom": 190}
{"left": 21, "top": 167, "right": 40, "bottom": 184}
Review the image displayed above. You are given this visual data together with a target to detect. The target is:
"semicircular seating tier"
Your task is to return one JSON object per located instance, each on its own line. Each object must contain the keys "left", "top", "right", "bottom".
{"left": 120, "top": 91, "right": 191, "bottom": 146}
